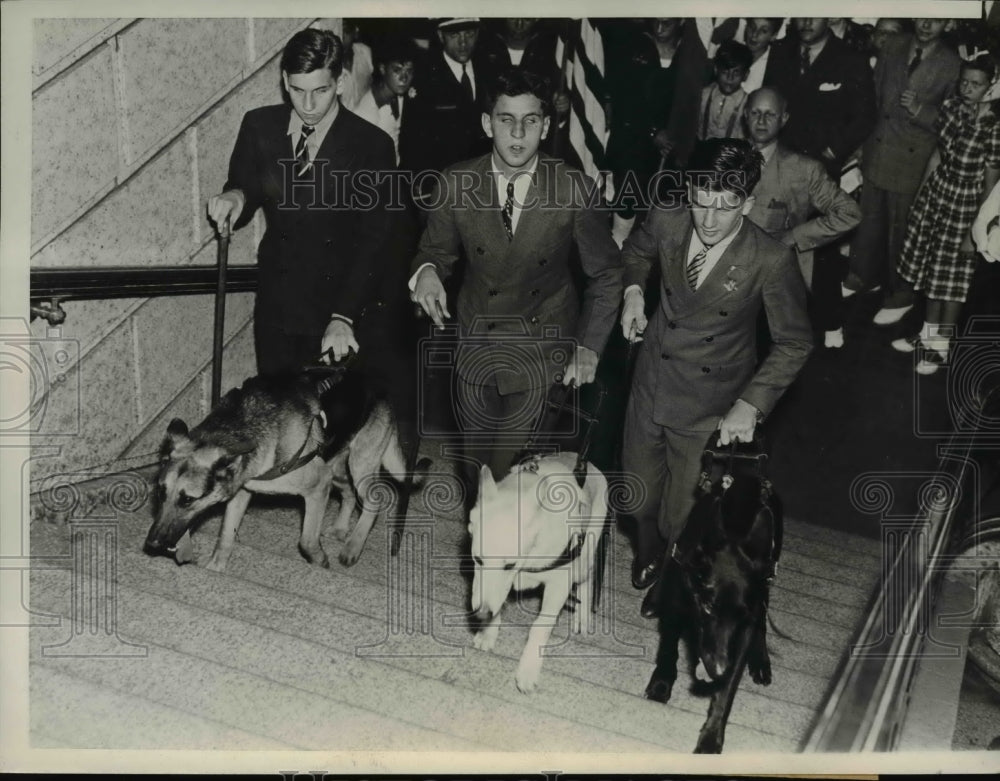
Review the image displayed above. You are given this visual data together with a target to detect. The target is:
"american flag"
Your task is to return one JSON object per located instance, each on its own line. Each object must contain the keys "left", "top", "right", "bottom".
{"left": 555, "top": 19, "right": 610, "bottom": 189}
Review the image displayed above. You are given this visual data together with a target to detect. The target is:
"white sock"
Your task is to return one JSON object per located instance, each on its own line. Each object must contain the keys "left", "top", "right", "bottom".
{"left": 923, "top": 323, "right": 950, "bottom": 355}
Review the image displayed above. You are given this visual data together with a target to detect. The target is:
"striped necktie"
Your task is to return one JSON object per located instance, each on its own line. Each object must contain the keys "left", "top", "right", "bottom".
{"left": 294, "top": 124, "right": 315, "bottom": 176}
{"left": 687, "top": 247, "right": 708, "bottom": 290}
{"left": 501, "top": 180, "right": 515, "bottom": 240}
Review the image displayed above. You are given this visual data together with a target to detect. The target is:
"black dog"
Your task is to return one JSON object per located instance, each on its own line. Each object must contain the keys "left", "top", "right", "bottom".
{"left": 644, "top": 447, "right": 782, "bottom": 754}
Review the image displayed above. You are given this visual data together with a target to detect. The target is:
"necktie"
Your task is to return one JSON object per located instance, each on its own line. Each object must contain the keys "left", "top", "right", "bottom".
{"left": 799, "top": 45, "right": 811, "bottom": 75}
{"left": 294, "top": 124, "right": 315, "bottom": 176}
{"left": 687, "top": 247, "right": 708, "bottom": 290}
{"left": 460, "top": 63, "right": 474, "bottom": 104}
{"left": 389, "top": 96, "right": 400, "bottom": 119}
{"left": 502, "top": 180, "right": 515, "bottom": 240}
{"left": 908, "top": 47, "right": 923, "bottom": 76}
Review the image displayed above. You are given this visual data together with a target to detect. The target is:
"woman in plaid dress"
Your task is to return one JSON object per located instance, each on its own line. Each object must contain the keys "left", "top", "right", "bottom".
{"left": 893, "top": 54, "right": 1000, "bottom": 375}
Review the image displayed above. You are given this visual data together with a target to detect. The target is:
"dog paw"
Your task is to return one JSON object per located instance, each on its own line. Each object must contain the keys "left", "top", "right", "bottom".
{"left": 515, "top": 661, "right": 540, "bottom": 694}
{"left": 338, "top": 548, "right": 360, "bottom": 567}
{"left": 644, "top": 675, "right": 674, "bottom": 703}
{"left": 748, "top": 657, "right": 772, "bottom": 686}
{"left": 299, "top": 544, "right": 330, "bottom": 569}
{"left": 694, "top": 731, "right": 723, "bottom": 754}
{"left": 202, "top": 554, "right": 226, "bottom": 573}
{"left": 472, "top": 628, "right": 498, "bottom": 652}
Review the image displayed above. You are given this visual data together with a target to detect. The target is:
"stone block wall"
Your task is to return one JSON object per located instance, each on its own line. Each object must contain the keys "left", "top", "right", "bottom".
{"left": 28, "top": 17, "right": 340, "bottom": 487}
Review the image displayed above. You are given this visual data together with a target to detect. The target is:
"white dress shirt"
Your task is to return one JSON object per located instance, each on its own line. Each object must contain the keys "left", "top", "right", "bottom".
{"left": 491, "top": 154, "right": 538, "bottom": 235}
{"left": 441, "top": 53, "right": 476, "bottom": 100}
{"left": 686, "top": 219, "right": 743, "bottom": 289}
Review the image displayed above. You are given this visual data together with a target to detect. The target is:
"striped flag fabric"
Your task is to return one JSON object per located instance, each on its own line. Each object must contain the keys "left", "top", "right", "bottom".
{"left": 554, "top": 19, "right": 609, "bottom": 187}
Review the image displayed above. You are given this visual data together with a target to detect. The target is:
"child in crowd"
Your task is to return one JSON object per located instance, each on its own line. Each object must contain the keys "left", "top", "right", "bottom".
{"left": 892, "top": 53, "right": 1000, "bottom": 374}
{"left": 352, "top": 36, "right": 420, "bottom": 164}
{"left": 697, "top": 40, "right": 753, "bottom": 140}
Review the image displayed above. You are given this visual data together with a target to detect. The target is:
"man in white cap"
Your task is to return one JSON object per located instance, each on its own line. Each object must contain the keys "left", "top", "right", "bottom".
{"left": 400, "top": 17, "right": 497, "bottom": 203}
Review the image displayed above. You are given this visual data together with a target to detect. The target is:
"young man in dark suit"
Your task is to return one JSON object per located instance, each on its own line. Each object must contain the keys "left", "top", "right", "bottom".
{"left": 410, "top": 68, "right": 623, "bottom": 480}
{"left": 398, "top": 17, "right": 497, "bottom": 204}
{"left": 620, "top": 138, "right": 813, "bottom": 617}
{"left": 207, "top": 28, "right": 396, "bottom": 375}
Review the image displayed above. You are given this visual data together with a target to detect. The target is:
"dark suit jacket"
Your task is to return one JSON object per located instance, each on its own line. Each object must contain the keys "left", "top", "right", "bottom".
{"left": 622, "top": 207, "right": 813, "bottom": 431}
{"left": 398, "top": 50, "right": 496, "bottom": 195}
{"left": 766, "top": 34, "right": 877, "bottom": 176}
{"left": 225, "top": 103, "right": 395, "bottom": 337}
{"left": 863, "top": 34, "right": 960, "bottom": 194}
{"left": 411, "top": 153, "right": 623, "bottom": 394}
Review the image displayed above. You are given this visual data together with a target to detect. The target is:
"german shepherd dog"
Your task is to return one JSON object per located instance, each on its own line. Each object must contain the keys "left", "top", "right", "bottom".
{"left": 644, "top": 448, "right": 782, "bottom": 753}
{"left": 469, "top": 452, "right": 607, "bottom": 693}
{"left": 144, "top": 369, "right": 408, "bottom": 570}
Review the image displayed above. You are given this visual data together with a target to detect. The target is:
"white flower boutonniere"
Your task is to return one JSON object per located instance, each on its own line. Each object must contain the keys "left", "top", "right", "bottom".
{"left": 407, "top": 87, "right": 417, "bottom": 99}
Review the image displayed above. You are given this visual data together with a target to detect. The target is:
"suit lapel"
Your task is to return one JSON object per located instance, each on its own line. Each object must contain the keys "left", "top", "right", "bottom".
{"left": 316, "top": 105, "right": 358, "bottom": 171}
{"left": 507, "top": 161, "right": 550, "bottom": 256}
{"left": 470, "top": 155, "right": 509, "bottom": 252}
{"left": 670, "top": 220, "right": 756, "bottom": 315}
{"left": 693, "top": 221, "right": 755, "bottom": 309}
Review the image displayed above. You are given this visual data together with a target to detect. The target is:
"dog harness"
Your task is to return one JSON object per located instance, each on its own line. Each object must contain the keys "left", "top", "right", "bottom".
{"left": 252, "top": 413, "right": 326, "bottom": 482}
{"left": 673, "top": 437, "right": 782, "bottom": 584}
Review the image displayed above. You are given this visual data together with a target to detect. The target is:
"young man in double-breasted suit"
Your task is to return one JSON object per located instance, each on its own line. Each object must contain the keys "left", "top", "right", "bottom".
{"left": 845, "top": 18, "right": 960, "bottom": 324}
{"left": 208, "top": 28, "right": 396, "bottom": 376}
{"left": 620, "top": 138, "right": 813, "bottom": 617}
{"left": 411, "top": 67, "right": 623, "bottom": 481}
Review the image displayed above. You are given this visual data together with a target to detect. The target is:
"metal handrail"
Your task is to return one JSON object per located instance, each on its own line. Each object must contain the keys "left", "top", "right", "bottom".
{"left": 803, "top": 377, "right": 1000, "bottom": 751}
{"left": 30, "top": 264, "right": 257, "bottom": 303}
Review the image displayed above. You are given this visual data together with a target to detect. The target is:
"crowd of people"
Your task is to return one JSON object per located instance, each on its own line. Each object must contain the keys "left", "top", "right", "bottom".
{"left": 208, "top": 16, "right": 1000, "bottom": 617}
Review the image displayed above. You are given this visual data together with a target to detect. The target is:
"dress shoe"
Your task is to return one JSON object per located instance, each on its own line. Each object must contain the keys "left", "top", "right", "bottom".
{"left": 916, "top": 348, "right": 947, "bottom": 375}
{"left": 891, "top": 333, "right": 921, "bottom": 353}
{"left": 873, "top": 303, "right": 913, "bottom": 325}
{"left": 631, "top": 552, "right": 663, "bottom": 590}
{"left": 640, "top": 582, "right": 661, "bottom": 619}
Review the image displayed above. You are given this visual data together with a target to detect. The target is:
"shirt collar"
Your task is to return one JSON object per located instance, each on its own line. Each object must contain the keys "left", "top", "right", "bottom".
{"left": 802, "top": 35, "right": 828, "bottom": 60}
{"left": 287, "top": 100, "right": 339, "bottom": 148}
{"left": 442, "top": 52, "right": 473, "bottom": 83}
{"left": 690, "top": 217, "right": 744, "bottom": 260}
{"left": 491, "top": 154, "right": 539, "bottom": 191}
{"left": 757, "top": 141, "right": 778, "bottom": 165}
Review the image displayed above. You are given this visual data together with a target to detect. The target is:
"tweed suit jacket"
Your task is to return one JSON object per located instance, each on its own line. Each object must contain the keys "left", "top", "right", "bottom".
{"left": 225, "top": 103, "right": 395, "bottom": 337}
{"left": 766, "top": 34, "right": 876, "bottom": 176}
{"left": 863, "top": 34, "right": 960, "bottom": 194}
{"left": 748, "top": 144, "right": 862, "bottom": 277}
{"left": 622, "top": 206, "right": 813, "bottom": 431}
{"left": 411, "top": 153, "right": 623, "bottom": 394}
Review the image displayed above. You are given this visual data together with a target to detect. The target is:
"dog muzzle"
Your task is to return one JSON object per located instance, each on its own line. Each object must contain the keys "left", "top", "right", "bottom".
{"left": 160, "top": 530, "right": 195, "bottom": 564}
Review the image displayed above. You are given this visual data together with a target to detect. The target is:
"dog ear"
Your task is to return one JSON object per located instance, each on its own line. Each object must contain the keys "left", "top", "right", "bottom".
{"left": 741, "top": 507, "right": 773, "bottom": 563}
{"left": 479, "top": 464, "right": 497, "bottom": 501}
{"left": 160, "top": 418, "right": 190, "bottom": 460}
{"left": 212, "top": 452, "right": 245, "bottom": 482}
